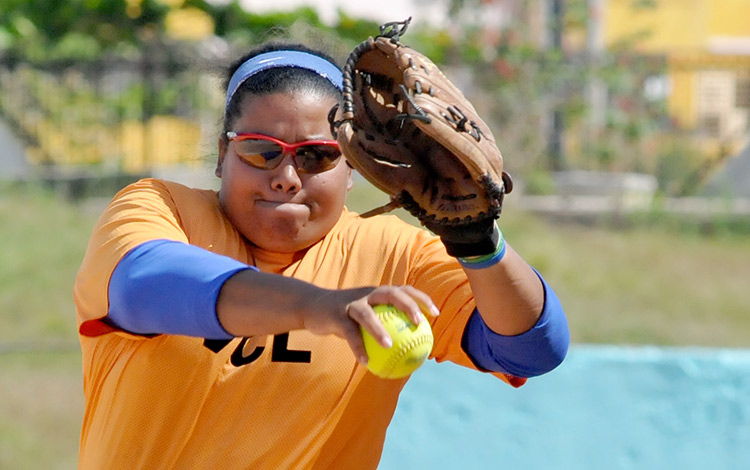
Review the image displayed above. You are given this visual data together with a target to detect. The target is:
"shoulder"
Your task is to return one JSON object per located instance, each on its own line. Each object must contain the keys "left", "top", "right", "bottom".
{"left": 339, "top": 207, "right": 424, "bottom": 229}
{"left": 109, "top": 178, "right": 220, "bottom": 218}
{"left": 337, "top": 208, "right": 423, "bottom": 236}
{"left": 115, "top": 178, "right": 216, "bottom": 204}
{"left": 334, "top": 208, "right": 439, "bottom": 254}
{"left": 95, "top": 178, "right": 231, "bottom": 246}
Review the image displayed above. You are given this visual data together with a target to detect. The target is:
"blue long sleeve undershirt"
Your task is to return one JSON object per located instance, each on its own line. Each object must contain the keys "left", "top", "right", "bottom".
{"left": 108, "top": 239, "right": 569, "bottom": 377}
{"left": 108, "top": 239, "right": 252, "bottom": 339}
{"left": 460, "top": 272, "right": 569, "bottom": 378}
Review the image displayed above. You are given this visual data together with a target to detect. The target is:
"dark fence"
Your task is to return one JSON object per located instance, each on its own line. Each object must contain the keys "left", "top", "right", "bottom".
{"left": 0, "top": 51, "right": 225, "bottom": 190}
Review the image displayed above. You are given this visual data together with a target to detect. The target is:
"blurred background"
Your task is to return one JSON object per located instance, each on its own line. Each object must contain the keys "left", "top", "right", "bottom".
{"left": 0, "top": 0, "right": 748, "bottom": 468}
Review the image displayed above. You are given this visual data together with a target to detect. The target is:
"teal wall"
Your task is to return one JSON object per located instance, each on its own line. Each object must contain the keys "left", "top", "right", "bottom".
{"left": 381, "top": 345, "right": 750, "bottom": 470}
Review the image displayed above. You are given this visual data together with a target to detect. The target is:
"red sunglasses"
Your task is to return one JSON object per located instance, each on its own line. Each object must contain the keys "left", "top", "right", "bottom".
{"left": 226, "top": 132, "right": 342, "bottom": 174}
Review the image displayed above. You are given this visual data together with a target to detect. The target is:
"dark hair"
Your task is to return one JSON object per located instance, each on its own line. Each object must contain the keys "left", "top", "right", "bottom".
{"left": 222, "top": 43, "right": 342, "bottom": 135}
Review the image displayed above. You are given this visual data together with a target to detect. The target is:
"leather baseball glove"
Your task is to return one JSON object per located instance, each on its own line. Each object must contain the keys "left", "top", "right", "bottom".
{"left": 331, "top": 18, "right": 513, "bottom": 257}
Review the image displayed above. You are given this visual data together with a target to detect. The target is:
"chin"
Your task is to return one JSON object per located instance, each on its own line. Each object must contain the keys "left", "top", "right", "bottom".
{"left": 242, "top": 215, "right": 337, "bottom": 253}
{"left": 256, "top": 236, "right": 315, "bottom": 253}
{"left": 245, "top": 224, "right": 316, "bottom": 252}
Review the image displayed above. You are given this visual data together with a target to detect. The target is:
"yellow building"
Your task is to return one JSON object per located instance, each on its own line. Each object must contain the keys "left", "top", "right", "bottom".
{"left": 604, "top": 0, "right": 750, "bottom": 157}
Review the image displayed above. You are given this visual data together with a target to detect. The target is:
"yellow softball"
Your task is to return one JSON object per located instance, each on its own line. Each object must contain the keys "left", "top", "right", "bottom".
{"left": 361, "top": 304, "right": 434, "bottom": 379}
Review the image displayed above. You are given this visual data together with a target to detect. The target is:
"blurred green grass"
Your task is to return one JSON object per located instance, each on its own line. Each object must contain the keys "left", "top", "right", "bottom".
{"left": 0, "top": 183, "right": 94, "bottom": 343}
{"left": 0, "top": 351, "right": 83, "bottom": 470}
{"left": 1, "top": 178, "right": 749, "bottom": 469}
{"left": 349, "top": 179, "right": 750, "bottom": 348}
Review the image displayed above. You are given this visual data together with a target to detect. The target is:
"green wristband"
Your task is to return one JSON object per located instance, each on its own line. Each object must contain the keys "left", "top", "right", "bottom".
{"left": 457, "top": 228, "right": 506, "bottom": 270}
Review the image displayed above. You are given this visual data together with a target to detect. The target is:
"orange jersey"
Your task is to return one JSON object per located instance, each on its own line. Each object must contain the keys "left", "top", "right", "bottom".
{"left": 74, "top": 178, "right": 521, "bottom": 469}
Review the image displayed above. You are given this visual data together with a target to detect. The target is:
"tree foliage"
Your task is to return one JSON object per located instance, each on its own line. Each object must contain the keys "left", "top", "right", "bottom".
{"left": 0, "top": 0, "right": 385, "bottom": 61}
{"left": 0, "top": 0, "right": 693, "bottom": 192}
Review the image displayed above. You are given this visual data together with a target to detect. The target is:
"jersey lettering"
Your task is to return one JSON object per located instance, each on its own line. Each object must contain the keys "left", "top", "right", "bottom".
{"left": 203, "top": 334, "right": 312, "bottom": 366}
{"left": 231, "top": 337, "right": 265, "bottom": 366}
{"left": 271, "top": 333, "right": 312, "bottom": 363}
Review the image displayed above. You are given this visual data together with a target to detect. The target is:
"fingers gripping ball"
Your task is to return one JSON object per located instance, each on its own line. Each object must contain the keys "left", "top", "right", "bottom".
{"left": 361, "top": 305, "right": 434, "bottom": 379}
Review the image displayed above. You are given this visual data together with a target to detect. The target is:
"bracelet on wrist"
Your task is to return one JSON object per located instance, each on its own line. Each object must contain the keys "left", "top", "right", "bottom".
{"left": 457, "top": 227, "right": 506, "bottom": 270}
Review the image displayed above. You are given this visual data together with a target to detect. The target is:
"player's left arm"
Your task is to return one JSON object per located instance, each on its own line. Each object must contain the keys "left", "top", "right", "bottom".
{"left": 459, "top": 235, "right": 570, "bottom": 378}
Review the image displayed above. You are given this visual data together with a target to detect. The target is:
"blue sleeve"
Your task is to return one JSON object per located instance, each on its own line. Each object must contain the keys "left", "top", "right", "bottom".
{"left": 461, "top": 271, "right": 570, "bottom": 378}
{"left": 108, "top": 239, "right": 256, "bottom": 339}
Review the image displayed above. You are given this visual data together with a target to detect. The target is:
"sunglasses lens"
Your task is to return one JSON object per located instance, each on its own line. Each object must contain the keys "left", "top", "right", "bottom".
{"left": 295, "top": 145, "right": 342, "bottom": 173}
{"left": 234, "top": 139, "right": 284, "bottom": 169}
{"left": 231, "top": 134, "right": 341, "bottom": 173}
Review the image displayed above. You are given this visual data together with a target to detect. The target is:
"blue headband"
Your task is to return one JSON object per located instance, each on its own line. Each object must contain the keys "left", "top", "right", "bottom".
{"left": 225, "top": 50, "right": 343, "bottom": 109}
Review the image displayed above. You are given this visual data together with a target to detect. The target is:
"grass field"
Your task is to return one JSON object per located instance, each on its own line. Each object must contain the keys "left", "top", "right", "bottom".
{"left": 347, "top": 181, "right": 750, "bottom": 348}
{"left": 1, "top": 178, "right": 749, "bottom": 468}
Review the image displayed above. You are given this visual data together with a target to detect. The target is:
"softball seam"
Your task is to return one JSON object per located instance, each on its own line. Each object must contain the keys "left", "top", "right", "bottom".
{"left": 380, "top": 333, "right": 433, "bottom": 378}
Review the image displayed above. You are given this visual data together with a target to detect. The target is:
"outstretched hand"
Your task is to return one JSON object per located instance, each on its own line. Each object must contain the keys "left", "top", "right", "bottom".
{"left": 305, "top": 285, "right": 439, "bottom": 365}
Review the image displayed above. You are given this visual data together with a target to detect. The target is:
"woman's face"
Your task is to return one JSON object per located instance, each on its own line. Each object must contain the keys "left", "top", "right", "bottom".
{"left": 216, "top": 90, "right": 352, "bottom": 253}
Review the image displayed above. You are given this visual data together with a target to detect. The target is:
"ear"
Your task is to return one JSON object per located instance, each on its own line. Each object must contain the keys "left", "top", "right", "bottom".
{"left": 215, "top": 137, "right": 228, "bottom": 178}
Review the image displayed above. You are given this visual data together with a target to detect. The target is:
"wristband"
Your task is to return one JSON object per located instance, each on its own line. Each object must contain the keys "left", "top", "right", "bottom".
{"left": 457, "top": 227, "right": 506, "bottom": 270}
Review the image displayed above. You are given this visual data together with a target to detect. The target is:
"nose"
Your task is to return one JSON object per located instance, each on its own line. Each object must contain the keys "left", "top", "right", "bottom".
{"left": 269, "top": 152, "right": 302, "bottom": 193}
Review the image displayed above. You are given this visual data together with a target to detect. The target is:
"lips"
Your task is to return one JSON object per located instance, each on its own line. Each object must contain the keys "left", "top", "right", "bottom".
{"left": 255, "top": 199, "right": 311, "bottom": 213}
{"left": 257, "top": 198, "right": 301, "bottom": 206}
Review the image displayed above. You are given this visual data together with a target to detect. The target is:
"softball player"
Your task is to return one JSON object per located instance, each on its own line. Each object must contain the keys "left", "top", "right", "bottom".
{"left": 74, "top": 42, "right": 569, "bottom": 469}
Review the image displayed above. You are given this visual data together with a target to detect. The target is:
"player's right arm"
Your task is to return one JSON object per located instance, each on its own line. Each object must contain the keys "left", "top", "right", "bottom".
{"left": 107, "top": 239, "right": 434, "bottom": 364}
{"left": 216, "top": 269, "right": 437, "bottom": 364}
